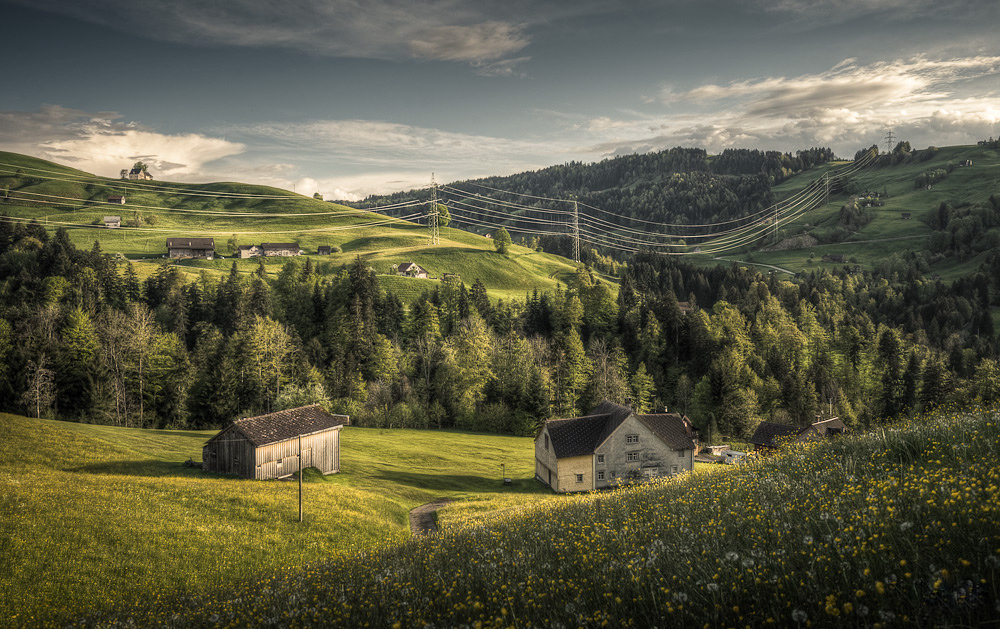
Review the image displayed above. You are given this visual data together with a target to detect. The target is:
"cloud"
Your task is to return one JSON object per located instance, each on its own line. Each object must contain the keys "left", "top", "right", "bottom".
{"left": 16, "top": 0, "right": 533, "bottom": 71}
{"left": 409, "top": 22, "right": 529, "bottom": 62}
{"left": 588, "top": 55, "right": 1000, "bottom": 157}
{"left": 0, "top": 105, "right": 245, "bottom": 179}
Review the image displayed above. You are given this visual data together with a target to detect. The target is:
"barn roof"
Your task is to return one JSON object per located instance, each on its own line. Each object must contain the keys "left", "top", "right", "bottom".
{"left": 210, "top": 405, "right": 350, "bottom": 448}
{"left": 544, "top": 401, "right": 694, "bottom": 458}
{"left": 750, "top": 421, "right": 800, "bottom": 447}
{"left": 261, "top": 242, "right": 299, "bottom": 251}
{"left": 166, "top": 237, "right": 215, "bottom": 249}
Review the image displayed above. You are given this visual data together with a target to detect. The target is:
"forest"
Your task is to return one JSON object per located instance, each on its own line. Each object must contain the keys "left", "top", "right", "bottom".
{"left": 354, "top": 147, "right": 836, "bottom": 241}
{"left": 1, "top": 215, "right": 997, "bottom": 442}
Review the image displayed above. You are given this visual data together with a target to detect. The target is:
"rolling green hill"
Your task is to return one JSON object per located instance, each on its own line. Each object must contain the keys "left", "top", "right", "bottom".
{"left": 0, "top": 152, "right": 589, "bottom": 302}
{"left": 0, "top": 412, "right": 550, "bottom": 627}
{"left": 708, "top": 143, "right": 1000, "bottom": 280}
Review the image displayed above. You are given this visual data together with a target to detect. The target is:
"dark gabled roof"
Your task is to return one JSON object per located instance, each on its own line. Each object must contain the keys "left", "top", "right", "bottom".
{"left": 166, "top": 238, "right": 215, "bottom": 249}
{"left": 636, "top": 413, "right": 697, "bottom": 450}
{"left": 591, "top": 400, "right": 634, "bottom": 446}
{"left": 208, "top": 404, "right": 349, "bottom": 448}
{"left": 261, "top": 242, "right": 298, "bottom": 250}
{"left": 398, "top": 261, "right": 427, "bottom": 273}
{"left": 545, "top": 413, "right": 612, "bottom": 459}
{"left": 544, "top": 401, "right": 694, "bottom": 459}
{"left": 750, "top": 421, "right": 800, "bottom": 447}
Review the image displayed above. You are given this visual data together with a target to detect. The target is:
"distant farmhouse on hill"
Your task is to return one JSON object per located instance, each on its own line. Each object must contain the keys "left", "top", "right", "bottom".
{"left": 396, "top": 262, "right": 429, "bottom": 279}
{"left": 166, "top": 237, "right": 215, "bottom": 259}
{"left": 103, "top": 216, "right": 121, "bottom": 229}
{"left": 237, "top": 243, "right": 301, "bottom": 258}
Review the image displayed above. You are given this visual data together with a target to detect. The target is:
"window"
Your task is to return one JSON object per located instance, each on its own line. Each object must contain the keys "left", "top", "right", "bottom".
{"left": 611, "top": 471, "right": 616, "bottom": 478}
{"left": 677, "top": 450, "right": 685, "bottom": 458}
{"left": 597, "top": 454, "right": 605, "bottom": 464}
{"left": 625, "top": 434, "right": 639, "bottom": 444}
{"left": 671, "top": 465, "right": 678, "bottom": 474}
{"left": 597, "top": 471, "right": 605, "bottom": 481}
{"left": 627, "top": 452, "right": 639, "bottom": 462}
{"left": 576, "top": 473, "right": 584, "bottom": 483}
{"left": 544, "top": 434, "right": 550, "bottom": 450}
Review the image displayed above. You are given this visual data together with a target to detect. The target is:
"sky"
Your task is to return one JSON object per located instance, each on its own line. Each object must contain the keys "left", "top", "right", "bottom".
{"left": 0, "top": 0, "right": 997, "bottom": 201}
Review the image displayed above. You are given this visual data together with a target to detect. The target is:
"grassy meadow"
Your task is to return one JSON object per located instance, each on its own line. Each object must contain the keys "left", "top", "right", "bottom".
{"left": 6, "top": 405, "right": 993, "bottom": 628}
{"left": 0, "top": 414, "right": 549, "bottom": 628}
{"left": 705, "top": 144, "right": 1000, "bottom": 279}
{"left": 0, "top": 152, "right": 589, "bottom": 302}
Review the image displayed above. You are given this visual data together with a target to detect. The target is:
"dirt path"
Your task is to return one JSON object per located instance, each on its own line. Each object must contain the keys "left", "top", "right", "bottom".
{"left": 409, "top": 498, "right": 454, "bottom": 535}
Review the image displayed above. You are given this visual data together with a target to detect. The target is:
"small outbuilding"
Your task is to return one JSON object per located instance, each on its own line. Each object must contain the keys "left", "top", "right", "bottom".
{"left": 750, "top": 417, "right": 847, "bottom": 452}
{"left": 202, "top": 405, "right": 350, "bottom": 480}
{"left": 107, "top": 196, "right": 125, "bottom": 205}
{"left": 317, "top": 246, "right": 332, "bottom": 255}
{"left": 104, "top": 216, "right": 122, "bottom": 228}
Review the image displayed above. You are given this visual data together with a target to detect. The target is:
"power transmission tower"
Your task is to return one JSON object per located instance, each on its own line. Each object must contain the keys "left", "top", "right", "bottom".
{"left": 572, "top": 200, "right": 581, "bottom": 263}
{"left": 884, "top": 128, "right": 896, "bottom": 154}
{"left": 428, "top": 174, "right": 439, "bottom": 245}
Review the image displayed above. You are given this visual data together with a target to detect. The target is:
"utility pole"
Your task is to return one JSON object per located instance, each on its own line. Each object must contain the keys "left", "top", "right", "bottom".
{"left": 572, "top": 200, "right": 581, "bottom": 263}
{"left": 884, "top": 128, "right": 896, "bottom": 155}
{"left": 428, "top": 174, "right": 439, "bottom": 245}
{"left": 298, "top": 434, "right": 303, "bottom": 522}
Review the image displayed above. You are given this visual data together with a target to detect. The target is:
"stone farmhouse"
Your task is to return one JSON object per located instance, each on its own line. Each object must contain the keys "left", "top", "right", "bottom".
{"left": 166, "top": 237, "right": 215, "bottom": 259}
{"left": 103, "top": 216, "right": 121, "bottom": 228}
{"left": 128, "top": 167, "right": 153, "bottom": 181}
{"left": 202, "top": 404, "right": 350, "bottom": 480}
{"left": 535, "top": 400, "right": 697, "bottom": 493}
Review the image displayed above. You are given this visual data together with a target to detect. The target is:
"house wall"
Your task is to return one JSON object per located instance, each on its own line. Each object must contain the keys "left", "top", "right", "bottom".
{"left": 534, "top": 426, "right": 559, "bottom": 489}
{"left": 594, "top": 415, "right": 691, "bottom": 488}
{"left": 554, "top": 455, "right": 594, "bottom": 493}
{"left": 169, "top": 248, "right": 214, "bottom": 260}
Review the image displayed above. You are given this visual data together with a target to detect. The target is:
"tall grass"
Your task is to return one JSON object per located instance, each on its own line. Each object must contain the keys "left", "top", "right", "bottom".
{"left": 68, "top": 405, "right": 1000, "bottom": 628}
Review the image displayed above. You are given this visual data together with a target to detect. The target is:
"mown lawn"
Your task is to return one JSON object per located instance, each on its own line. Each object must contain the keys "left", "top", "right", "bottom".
{"left": 0, "top": 414, "right": 546, "bottom": 628}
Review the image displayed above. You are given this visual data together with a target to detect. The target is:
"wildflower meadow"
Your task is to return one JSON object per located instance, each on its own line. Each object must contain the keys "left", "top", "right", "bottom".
{"left": 63, "top": 405, "right": 1000, "bottom": 628}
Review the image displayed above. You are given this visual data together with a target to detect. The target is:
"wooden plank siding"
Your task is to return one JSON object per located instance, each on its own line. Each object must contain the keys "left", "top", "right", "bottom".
{"left": 252, "top": 428, "right": 342, "bottom": 480}
{"left": 202, "top": 425, "right": 256, "bottom": 478}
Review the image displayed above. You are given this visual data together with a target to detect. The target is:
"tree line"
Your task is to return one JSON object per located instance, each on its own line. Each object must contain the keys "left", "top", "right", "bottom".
{"left": 1, "top": 216, "right": 997, "bottom": 441}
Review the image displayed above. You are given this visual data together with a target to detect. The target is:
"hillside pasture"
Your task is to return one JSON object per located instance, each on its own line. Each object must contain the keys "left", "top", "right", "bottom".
{"left": 0, "top": 414, "right": 545, "bottom": 628}
{"left": 65, "top": 405, "right": 1000, "bottom": 629}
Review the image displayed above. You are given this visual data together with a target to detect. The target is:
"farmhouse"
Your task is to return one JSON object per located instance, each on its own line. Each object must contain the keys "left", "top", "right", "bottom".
{"left": 237, "top": 244, "right": 262, "bottom": 258}
{"left": 103, "top": 216, "right": 121, "bottom": 228}
{"left": 166, "top": 237, "right": 215, "bottom": 259}
{"left": 535, "top": 400, "right": 697, "bottom": 493}
{"left": 107, "top": 196, "right": 125, "bottom": 205}
{"left": 261, "top": 242, "right": 300, "bottom": 257}
{"left": 128, "top": 167, "right": 153, "bottom": 181}
{"left": 202, "top": 404, "right": 350, "bottom": 480}
{"left": 397, "top": 261, "right": 429, "bottom": 278}
{"left": 750, "top": 417, "right": 848, "bottom": 452}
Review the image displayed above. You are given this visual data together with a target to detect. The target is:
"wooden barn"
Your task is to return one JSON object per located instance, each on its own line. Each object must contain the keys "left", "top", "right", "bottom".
{"left": 202, "top": 405, "right": 349, "bottom": 480}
